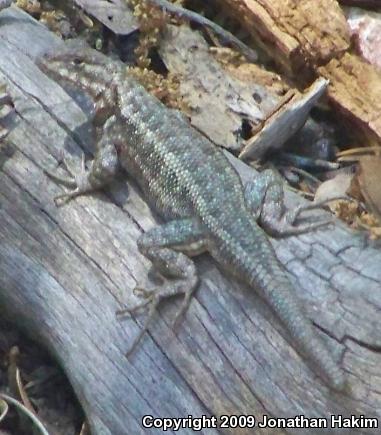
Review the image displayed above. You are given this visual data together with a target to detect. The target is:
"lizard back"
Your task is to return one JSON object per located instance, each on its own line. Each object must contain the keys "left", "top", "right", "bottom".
{"left": 116, "top": 73, "right": 247, "bottom": 222}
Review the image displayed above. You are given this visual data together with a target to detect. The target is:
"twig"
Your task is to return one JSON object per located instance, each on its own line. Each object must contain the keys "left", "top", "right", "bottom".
{"left": 0, "top": 393, "right": 51, "bottom": 435}
{"left": 337, "top": 146, "right": 381, "bottom": 157}
{"left": 146, "top": 0, "right": 258, "bottom": 62}
{"left": 286, "top": 166, "right": 321, "bottom": 184}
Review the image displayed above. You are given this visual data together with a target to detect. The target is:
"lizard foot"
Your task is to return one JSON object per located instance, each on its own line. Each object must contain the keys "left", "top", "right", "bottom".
{"left": 277, "top": 196, "right": 352, "bottom": 235}
{"left": 262, "top": 196, "right": 352, "bottom": 237}
{"left": 117, "top": 223, "right": 204, "bottom": 356}
{"left": 284, "top": 196, "right": 350, "bottom": 225}
{"left": 245, "top": 170, "right": 352, "bottom": 237}
{"left": 44, "top": 151, "right": 94, "bottom": 204}
{"left": 117, "top": 272, "right": 198, "bottom": 357}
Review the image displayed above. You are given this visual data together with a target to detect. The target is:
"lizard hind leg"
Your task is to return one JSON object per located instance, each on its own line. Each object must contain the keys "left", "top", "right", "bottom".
{"left": 245, "top": 169, "right": 338, "bottom": 237}
{"left": 117, "top": 218, "right": 207, "bottom": 357}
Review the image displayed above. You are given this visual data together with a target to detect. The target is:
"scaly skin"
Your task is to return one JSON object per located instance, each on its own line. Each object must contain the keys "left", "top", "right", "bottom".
{"left": 37, "top": 44, "right": 346, "bottom": 391}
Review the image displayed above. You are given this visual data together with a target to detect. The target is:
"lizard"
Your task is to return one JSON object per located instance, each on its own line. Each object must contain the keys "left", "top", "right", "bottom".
{"left": 37, "top": 43, "right": 347, "bottom": 392}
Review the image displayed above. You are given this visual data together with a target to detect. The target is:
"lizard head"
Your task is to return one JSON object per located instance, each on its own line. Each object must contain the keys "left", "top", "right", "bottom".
{"left": 37, "top": 41, "right": 120, "bottom": 101}
{"left": 37, "top": 41, "right": 121, "bottom": 123}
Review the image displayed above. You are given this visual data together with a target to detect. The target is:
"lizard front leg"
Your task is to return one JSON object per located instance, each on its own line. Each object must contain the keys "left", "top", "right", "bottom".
{"left": 244, "top": 169, "right": 338, "bottom": 237}
{"left": 44, "top": 115, "right": 120, "bottom": 202}
{"left": 117, "top": 218, "right": 208, "bottom": 356}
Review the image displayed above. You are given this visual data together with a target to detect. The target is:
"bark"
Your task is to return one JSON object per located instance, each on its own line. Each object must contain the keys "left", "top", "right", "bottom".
{"left": 217, "top": 0, "right": 350, "bottom": 74}
{"left": 218, "top": 0, "right": 381, "bottom": 145}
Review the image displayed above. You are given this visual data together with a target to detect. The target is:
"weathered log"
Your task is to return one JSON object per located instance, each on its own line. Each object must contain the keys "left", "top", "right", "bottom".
{"left": 318, "top": 52, "right": 381, "bottom": 144}
{"left": 216, "top": 0, "right": 350, "bottom": 74}
{"left": 0, "top": 7, "right": 381, "bottom": 435}
{"left": 218, "top": 0, "right": 381, "bottom": 146}
{"left": 159, "top": 24, "right": 330, "bottom": 160}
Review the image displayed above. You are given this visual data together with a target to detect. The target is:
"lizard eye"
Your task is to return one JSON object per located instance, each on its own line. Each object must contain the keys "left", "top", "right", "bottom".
{"left": 72, "top": 57, "right": 83, "bottom": 66}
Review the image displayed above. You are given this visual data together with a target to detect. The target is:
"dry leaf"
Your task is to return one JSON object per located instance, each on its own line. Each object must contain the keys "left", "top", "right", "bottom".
{"left": 315, "top": 172, "right": 354, "bottom": 203}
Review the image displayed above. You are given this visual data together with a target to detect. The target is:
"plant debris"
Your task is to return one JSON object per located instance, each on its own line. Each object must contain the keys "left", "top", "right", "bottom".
{"left": 0, "top": 320, "right": 84, "bottom": 434}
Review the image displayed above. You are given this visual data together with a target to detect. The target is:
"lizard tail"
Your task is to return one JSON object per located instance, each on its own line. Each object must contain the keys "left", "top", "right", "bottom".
{"left": 252, "top": 265, "right": 347, "bottom": 391}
